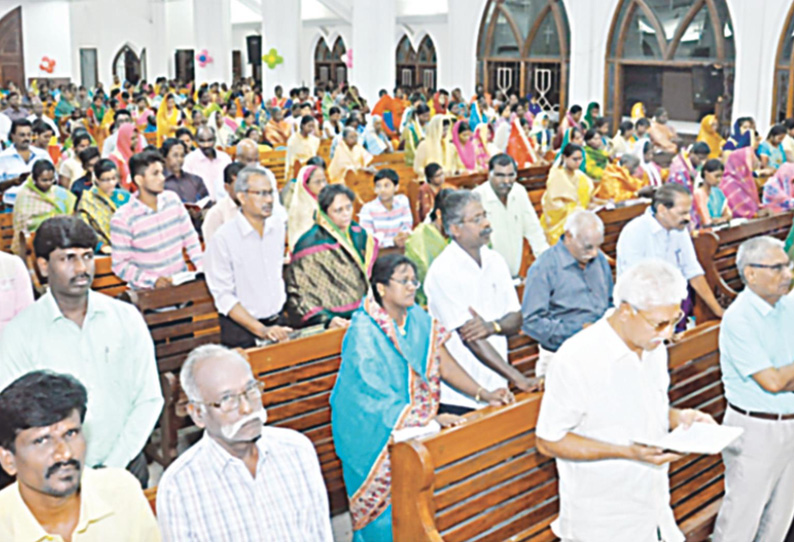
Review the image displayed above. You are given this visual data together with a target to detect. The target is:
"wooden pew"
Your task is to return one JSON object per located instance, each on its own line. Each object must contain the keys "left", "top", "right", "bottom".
{"left": 371, "top": 151, "right": 407, "bottom": 168}
{"left": 0, "top": 212, "right": 12, "bottom": 253}
{"left": 260, "top": 149, "right": 287, "bottom": 186}
{"left": 597, "top": 201, "right": 650, "bottom": 264}
{"left": 344, "top": 168, "right": 420, "bottom": 226}
{"left": 91, "top": 256, "right": 128, "bottom": 298}
{"left": 131, "top": 279, "right": 221, "bottom": 466}
{"left": 145, "top": 486, "right": 157, "bottom": 516}
{"left": 391, "top": 322, "right": 724, "bottom": 542}
{"left": 693, "top": 211, "right": 794, "bottom": 317}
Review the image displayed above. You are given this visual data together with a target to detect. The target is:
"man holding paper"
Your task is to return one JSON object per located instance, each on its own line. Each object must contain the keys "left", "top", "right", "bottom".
{"left": 536, "top": 260, "right": 715, "bottom": 542}
{"left": 713, "top": 236, "right": 794, "bottom": 542}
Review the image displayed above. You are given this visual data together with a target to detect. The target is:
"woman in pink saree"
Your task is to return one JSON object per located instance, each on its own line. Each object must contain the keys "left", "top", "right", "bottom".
{"left": 762, "top": 162, "right": 794, "bottom": 213}
{"left": 451, "top": 120, "right": 490, "bottom": 173}
{"left": 720, "top": 147, "right": 767, "bottom": 219}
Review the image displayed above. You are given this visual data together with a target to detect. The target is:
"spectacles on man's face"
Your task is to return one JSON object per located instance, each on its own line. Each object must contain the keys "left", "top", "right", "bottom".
{"left": 246, "top": 189, "right": 274, "bottom": 198}
{"left": 632, "top": 306, "right": 685, "bottom": 333}
{"left": 463, "top": 211, "right": 488, "bottom": 225}
{"left": 747, "top": 261, "right": 794, "bottom": 273}
{"left": 390, "top": 277, "right": 420, "bottom": 288}
{"left": 195, "top": 381, "right": 265, "bottom": 413}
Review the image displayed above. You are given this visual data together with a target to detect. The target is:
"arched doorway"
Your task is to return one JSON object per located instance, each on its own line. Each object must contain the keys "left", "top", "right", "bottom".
{"left": 314, "top": 37, "right": 347, "bottom": 88}
{"left": 476, "top": 0, "right": 570, "bottom": 113}
{"left": 396, "top": 35, "right": 437, "bottom": 91}
{"left": 772, "top": 3, "right": 794, "bottom": 122}
{"left": 605, "top": 0, "right": 735, "bottom": 128}
{"left": 113, "top": 45, "right": 141, "bottom": 85}
{"left": 0, "top": 7, "right": 25, "bottom": 88}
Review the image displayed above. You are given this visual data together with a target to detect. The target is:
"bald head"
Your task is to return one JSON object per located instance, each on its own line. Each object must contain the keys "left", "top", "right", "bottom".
{"left": 236, "top": 138, "right": 259, "bottom": 166}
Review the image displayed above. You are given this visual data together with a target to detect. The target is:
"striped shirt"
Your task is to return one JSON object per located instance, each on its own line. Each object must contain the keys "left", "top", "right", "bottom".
{"left": 358, "top": 194, "right": 413, "bottom": 248}
{"left": 110, "top": 190, "right": 203, "bottom": 289}
{"left": 156, "top": 428, "right": 333, "bottom": 542}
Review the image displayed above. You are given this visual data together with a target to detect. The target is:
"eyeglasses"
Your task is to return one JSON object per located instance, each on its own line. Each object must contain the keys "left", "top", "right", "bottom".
{"left": 390, "top": 277, "right": 420, "bottom": 288}
{"left": 195, "top": 381, "right": 265, "bottom": 413}
{"left": 246, "top": 189, "right": 274, "bottom": 198}
{"left": 747, "top": 261, "right": 793, "bottom": 273}
{"left": 632, "top": 306, "right": 685, "bottom": 333}
{"left": 463, "top": 212, "right": 488, "bottom": 225}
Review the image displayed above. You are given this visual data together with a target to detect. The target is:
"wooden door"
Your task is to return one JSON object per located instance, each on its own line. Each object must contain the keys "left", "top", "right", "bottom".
{"left": 0, "top": 7, "right": 25, "bottom": 88}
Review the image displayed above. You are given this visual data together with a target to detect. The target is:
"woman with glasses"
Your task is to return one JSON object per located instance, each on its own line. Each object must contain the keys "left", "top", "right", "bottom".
{"left": 77, "top": 159, "right": 130, "bottom": 253}
{"left": 331, "top": 254, "right": 513, "bottom": 542}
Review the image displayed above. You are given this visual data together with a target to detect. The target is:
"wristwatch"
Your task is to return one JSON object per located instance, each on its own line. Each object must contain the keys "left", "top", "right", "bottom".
{"left": 492, "top": 320, "right": 502, "bottom": 335}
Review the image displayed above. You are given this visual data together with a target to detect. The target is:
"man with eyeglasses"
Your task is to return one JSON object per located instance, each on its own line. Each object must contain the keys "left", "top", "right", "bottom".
{"left": 473, "top": 153, "right": 548, "bottom": 278}
{"left": 616, "top": 182, "right": 725, "bottom": 319}
{"left": 712, "top": 236, "right": 794, "bottom": 542}
{"left": 157, "top": 344, "right": 332, "bottom": 541}
{"left": 205, "top": 165, "right": 293, "bottom": 348}
{"left": 183, "top": 125, "right": 232, "bottom": 202}
{"left": 522, "top": 210, "right": 613, "bottom": 381}
{"left": 536, "top": 259, "right": 715, "bottom": 542}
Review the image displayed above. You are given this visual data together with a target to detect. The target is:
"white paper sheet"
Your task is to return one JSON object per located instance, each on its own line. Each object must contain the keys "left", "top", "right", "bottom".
{"left": 633, "top": 423, "right": 743, "bottom": 455}
{"left": 392, "top": 420, "right": 441, "bottom": 443}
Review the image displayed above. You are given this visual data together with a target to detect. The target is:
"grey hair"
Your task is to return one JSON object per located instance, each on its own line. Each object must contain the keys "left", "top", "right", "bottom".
{"left": 736, "top": 236, "right": 785, "bottom": 284}
{"left": 441, "top": 189, "right": 480, "bottom": 236}
{"left": 180, "top": 344, "right": 251, "bottom": 403}
{"left": 234, "top": 165, "right": 275, "bottom": 194}
{"left": 614, "top": 259, "right": 687, "bottom": 310}
{"left": 270, "top": 105, "right": 281, "bottom": 115}
{"left": 196, "top": 125, "right": 215, "bottom": 138}
{"left": 342, "top": 126, "right": 357, "bottom": 138}
{"left": 564, "top": 209, "right": 604, "bottom": 237}
{"left": 619, "top": 153, "right": 640, "bottom": 170}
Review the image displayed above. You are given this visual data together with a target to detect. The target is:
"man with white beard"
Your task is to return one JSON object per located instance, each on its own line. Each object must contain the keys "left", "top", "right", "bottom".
{"left": 156, "top": 345, "right": 333, "bottom": 541}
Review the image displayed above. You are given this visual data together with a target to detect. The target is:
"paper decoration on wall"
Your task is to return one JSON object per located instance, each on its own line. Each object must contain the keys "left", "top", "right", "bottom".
{"left": 262, "top": 48, "right": 283, "bottom": 69}
{"left": 344, "top": 49, "right": 353, "bottom": 69}
{"left": 39, "top": 57, "right": 55, "bottom": 74}
{"left": 196, "top": 50, "right": 213, "bottom": 68}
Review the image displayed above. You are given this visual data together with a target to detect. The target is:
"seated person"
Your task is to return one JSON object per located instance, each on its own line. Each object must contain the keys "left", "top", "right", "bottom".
{"left": 582, "top": 129, "right": 610, "bottom": 181}
{"left": 611, "top": 120, "right": 634, "bottom": 157}
{"left": 58, "top": 130, "right": 92, "bottom": 188}
{"left": 418, "top": 163, "right": 453, "bottom": 223}
{"left": 77, "top": 159, "right": 131, "bottom": 252}
{"left": 0, "top": 217, "right": 163, "bottom": 486}
{"left": 235, "top": 137, "right": 260, "bottom": 166}
{"left": 183, "top": 126, "right": 233, "bottom": 202}
{"left": 694, "top": 159, "right": 732, "bottom": 226}
{"left": 162, "top": 138, "right": 208, "bottom": 205}
{"left": 648, "top": 107, "right": 680, "bottom": 154}
{"left": 763, "top": 162, "right": 794, "bottom": 214}
{"left": 286, "top": 184, "right": 376, "bottom": 329}
{"left": 175, "top": 127, "right": 195, "bottom": 153}
{"left": 522, "top": 210, "right": 613, "bottom": 378}
{"left": 0, "top": 371, "right": 160, "bottom": 540}
{"left": 12, "top": 159, "right": 75, "bottom": 255}
{"left": 331, "top": 255, "right": 513, "bottom": 541}
{"left": 287, "top": 164, "right": 328, "bottom": 251}
{"left": 206, "top": 165, "right": 292, "bottom": 348}
{"left": 109, "top": 123, "right": 144, "bottom": 192}
{"left": 758, "top": 124, "right": 788, "bottom": 171}
{"left": 541, "top": 144, "right": 594, "bottom": 245}
{"left": 157, "top": 345, "right": 333, "bottom": 541}
{"left": 0, "top": 118, "right": 52, "bottom": 207}
{"left": 413, "top": 115, "right": 464, "bottom": 176}
{"left": 110, "top": 150, "right": 203, "bottom": 289}
{"left": 285, "top": 115, "right": 320, "bottom": 181}
{"left": 720, "top": 144, "right": 772, "bottom": 219}
{"left": 327, "top": 127, "right": 373, "bottom": 184}
{"left": 405, "top": 188, "right": 452, "bottom": 306}
{"left": 593, "top": 153, "right": 647, "bottom": 203}
{"left": 202, "top": 161, "right": 244, "bottom": 242}
{"left": 633, "top": 139, "right": 664, "bottom": 187}
{"left": 358, "top": 168, "right": 413, "bottom": 249}
{"left": 0, "top": 251, "right": 33, "bottom": 334}
{"left": 452, "top": 120, "right": 490, "bottom": 173}
{"left": 668, "top": 141, "right": 710, "bottom": 192}
{"left": 69, "top": 146, "right": 101, "bottom": 202}
{"left": 362, "top": 114, "right": 394, "bottom": 156}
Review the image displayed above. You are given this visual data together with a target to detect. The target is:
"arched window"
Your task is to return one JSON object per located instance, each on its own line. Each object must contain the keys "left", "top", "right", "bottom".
{"left": 315, "top": 37, "right": 347, "bottom": 88}
{"left": 476, "top": 0, "right": 571, "bottom": 112}
{"left": 395, "top": 35, "right": 437, "bottom": 90}
{"left": 112, "top": 45, "right": 141, "bottom": 85}
{"left": 605, "top": 0, "right": 735, "bottom": 128}
{"left": 772, "top": 4, "right": 794, "bottom": 123}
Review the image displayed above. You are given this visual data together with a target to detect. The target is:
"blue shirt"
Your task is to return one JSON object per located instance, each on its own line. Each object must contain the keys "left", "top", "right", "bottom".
{"left": 719, "top": 289, "right": 794, "bottom": 413}
{"left": 521, "top": 238, "right": 613, "bottom": 351}
{"left": 616, "top": 209, "right": 703, "bottom": 279}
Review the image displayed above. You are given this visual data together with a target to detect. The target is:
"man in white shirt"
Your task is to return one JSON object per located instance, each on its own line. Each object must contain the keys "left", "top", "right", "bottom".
{"left": 616, "top": 182, "right": 725, "bottom": 319}
{"left": 0, "top": 119, "right": 52, "bottom": 206}
{"left": 206, "top": 165, "right": 292, "bottom": 348}
{"left": 425, "top": 190, "right": 539, "bottom": 415}
{"left": 536, "top": 259, "right": 716, "bottom": 541}
{"left": 157, "top": 344, "right": 333, "bottom": 541}
{"left": 183, "top": 126, "right": 232, "bottom": 201}
{"left": 202, "top": 162, "right": 244, "bottom": 243}
{"left": 473, "top": 153, "right": 549, "bottom": 277}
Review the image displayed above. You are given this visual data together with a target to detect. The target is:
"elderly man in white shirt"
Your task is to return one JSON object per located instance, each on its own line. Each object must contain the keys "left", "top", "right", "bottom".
{"left": 536, "top": 259, "right": 716, "bottom": 542}
{"left": 205, "top": 165, "right": 292, "bottom": 348}
{"left": 424, "top": 189, "right": 539, "bottom": 415}
{"left": 473, "top": 153, "right": 548, "bottom": 277}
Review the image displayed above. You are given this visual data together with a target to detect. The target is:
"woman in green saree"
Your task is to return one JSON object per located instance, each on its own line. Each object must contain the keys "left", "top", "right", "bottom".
{"left": 285, "top": 183, "right": 378, "bottom": 328}
{"left": 583, "top": 128, "right": 611, "bottom": 181}
{"left": 404, "top": 187, "right": 452, "bottom": 306}
{"left": 330, "top": 254, "right": 513, "bottom": 541}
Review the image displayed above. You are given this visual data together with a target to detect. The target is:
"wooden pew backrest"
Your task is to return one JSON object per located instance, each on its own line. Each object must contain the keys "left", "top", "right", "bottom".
{"left": 91, "top": 256, "right": 128, "bottom": 298}
{"left": 0, "top": 212, "right": 12, "bottom": 253}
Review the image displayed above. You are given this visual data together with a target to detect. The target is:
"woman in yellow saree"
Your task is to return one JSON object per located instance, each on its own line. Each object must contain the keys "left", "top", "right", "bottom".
{"left": 696, "top": 114, "right": 725, "bottom": 160}
{"left": 413, "top": 115, "right": 465, "bottom": 176}
{"left": 156, "top": 93, "right": 181, "bottom": 146}
{"left": 541, "top": 144, "right": 594, "bottom": 245}
{"left": 631, "top": 102, "right": 646, "bottom": 121}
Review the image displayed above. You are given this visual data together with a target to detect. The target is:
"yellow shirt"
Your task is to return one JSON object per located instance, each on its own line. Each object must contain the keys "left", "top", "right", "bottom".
{"left": 0, "top": 468, "right": 160, "bottom": 542}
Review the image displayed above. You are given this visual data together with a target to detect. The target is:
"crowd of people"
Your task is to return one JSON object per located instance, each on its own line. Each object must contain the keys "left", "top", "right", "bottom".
{"left": 1, "top": 75, "right": 794, "bottom": 542}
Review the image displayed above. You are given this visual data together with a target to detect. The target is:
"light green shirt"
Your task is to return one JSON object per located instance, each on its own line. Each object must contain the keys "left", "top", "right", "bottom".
{"left": 0, "top": 291, "right": 163, "bottom": 468}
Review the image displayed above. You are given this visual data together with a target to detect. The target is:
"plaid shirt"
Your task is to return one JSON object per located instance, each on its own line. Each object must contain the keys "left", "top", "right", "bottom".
{"left": 156, "top": 428, "right": 333, "bottom": 542}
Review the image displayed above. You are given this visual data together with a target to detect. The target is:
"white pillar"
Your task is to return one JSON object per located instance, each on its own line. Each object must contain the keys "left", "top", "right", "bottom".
{"left": 192, "top": 0, "right": 231, "bottom": 85}
{"left": 351, "top": 0, "right": 396, "bottom": 104}
{"left": 447, "top": 0, "right": 479, "bottom": 97}
{"left": 261, "top": 0, "right": 302, "bottom": 94}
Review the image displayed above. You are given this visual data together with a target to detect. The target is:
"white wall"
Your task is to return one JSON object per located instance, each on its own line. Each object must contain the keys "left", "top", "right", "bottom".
{"left": 232, "top": 23, "right": 260, "bottom": 80}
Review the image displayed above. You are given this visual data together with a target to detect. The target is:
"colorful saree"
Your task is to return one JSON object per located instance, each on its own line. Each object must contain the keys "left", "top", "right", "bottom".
{"left": 722, "top": 120, "right": 751, "bottom": 153}
{"left": 404, "top": 222, "right": 449, "bottom": 306}
{"left": 758, "top": 140, "right": 787, "bottom": 171}
{"left": 594, "top": 163, "right": 647, "bottom": 203}
{"left": 668, "top": 152, "right": 697, "bottom": 192}
{"left": 696, "top": 115, "right": 724, "bottom": 160}
{"left": 287, "top": 166, "right": 321, "bottom": 251}
{"left": 693, "top": 185, "right": 729, "bottom": 227}
{"left": 583, "top": 144, "right": 610, "bottom": 181}
{"left": 452, "top": 120, "right": 490, "bottom": 172}
{"left": 156, "top": 97, "right": 180, "bottom": 146}
{"left": 720, "top": 147, "right": 762, "bottom": 219}
{"left": 468, "top": 102, "right": 486, "bottom": 131}
{"left": 285, "top": 212, "right": 377, "bottom": 327}
{"left": 12, "top": 179, "right": 76, "bottom": 254}
{"left": 762, "top": 163, "right": 794, "bottom": 213}
{"left": 540, "top": 166, "right": 594, "bottom": 245}
{"left": 507, "top": 117, "right": 539, "bottom": 168}
{"left": 331, "top": 296, "right": 443, "bottom": 541}
{"left": 630, "top": 102, "right": 646, "bottom": 121}
{"left": 583, "top": 102, "right": 599, "bottom": 130}
{"left": 77, "top": 186, "right": 131, "bottom": 247}
{"left": 328, "top": 142, "right": 372, "bottom": 184}
{"left": 401, "top": 119, "right": 425, "bottom": 166}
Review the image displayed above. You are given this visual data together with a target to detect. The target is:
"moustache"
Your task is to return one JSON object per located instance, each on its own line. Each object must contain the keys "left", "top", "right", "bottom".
{"left": 479, "top": 227, "right": 493, "bottom": 238}
{"left": 220, "top": 409, "right": 268, "bottom": 440}
{"left": 46, "top": 459, "right": 80, "bottom": 479}
{"left": 261, "top": 205, "right": 272, "bottom": 214}
{"left": 71, "top": 274, "right": 92, "bottom": 284}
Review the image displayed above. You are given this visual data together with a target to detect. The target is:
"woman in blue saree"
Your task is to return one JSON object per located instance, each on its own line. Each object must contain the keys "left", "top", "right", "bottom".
{"left": 330, "top": 254, "right": 513, "bottom": 541}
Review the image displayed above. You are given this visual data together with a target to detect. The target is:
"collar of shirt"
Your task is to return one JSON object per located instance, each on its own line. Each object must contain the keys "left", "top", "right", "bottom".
{"left": 554, "top": 237, "right": 583, "bottom": 270}
{"left": 234, "top": 209, "right": 281, "bottom": 238}
{"left": 448, "top": 238, "right": 489, "bottom": 271}
{"left": 741, "top": 287, "right": 778, "bottom": 317}
{"left": 130, "top": 191, "right": 171, "bottom": 214}
{"left": 1, "top": 145, "right": 48, "bottom": 162}
{"left": 200, "top": 431, "right": 270, "bottom": 478}
{"left": 41, "top": 290, "right": 105, "bottom": 324}
{"left": 478, "top": 180, "right": 522, "bottom": 207}
{"left": 595, "top": 314, "right": 660, "bottom": 364}
{"left": 7, "top": 470, "right": 115, "bottom": 542}
{"left": 642, "top": 208, "right": 668, "bottom": 235}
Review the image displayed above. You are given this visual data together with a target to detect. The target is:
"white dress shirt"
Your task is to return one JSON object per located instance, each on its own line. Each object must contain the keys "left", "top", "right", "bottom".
{"left": 616, "top": 209, "right": 703, "bottom": 280}
{"left": 425, "top": 241, "right": 519, "bottom": 409}
{"left": 157, "top": 428, "right": 333, "bottom": 542}
{"left": 536, "top": 317, "right": 683, "bottom": 542}
{"left": 473, "top": 181, "right": 549, "bottom": 277}
{"left": 0, "top": 145, "right": 53, "bottom": 205}
{"left": 183, "top": 148, "right": 232, "bottom": 202}
{"left": 205, "top": 209, "right": 287, "bottom": 319}
{"left": 102, "top": 130, "right": 118, "bottom": 158}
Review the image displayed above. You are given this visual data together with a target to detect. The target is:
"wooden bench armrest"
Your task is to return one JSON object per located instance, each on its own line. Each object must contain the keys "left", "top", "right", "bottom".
{"left": 390, "top": 440, "right": 444, "bottom": 542}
